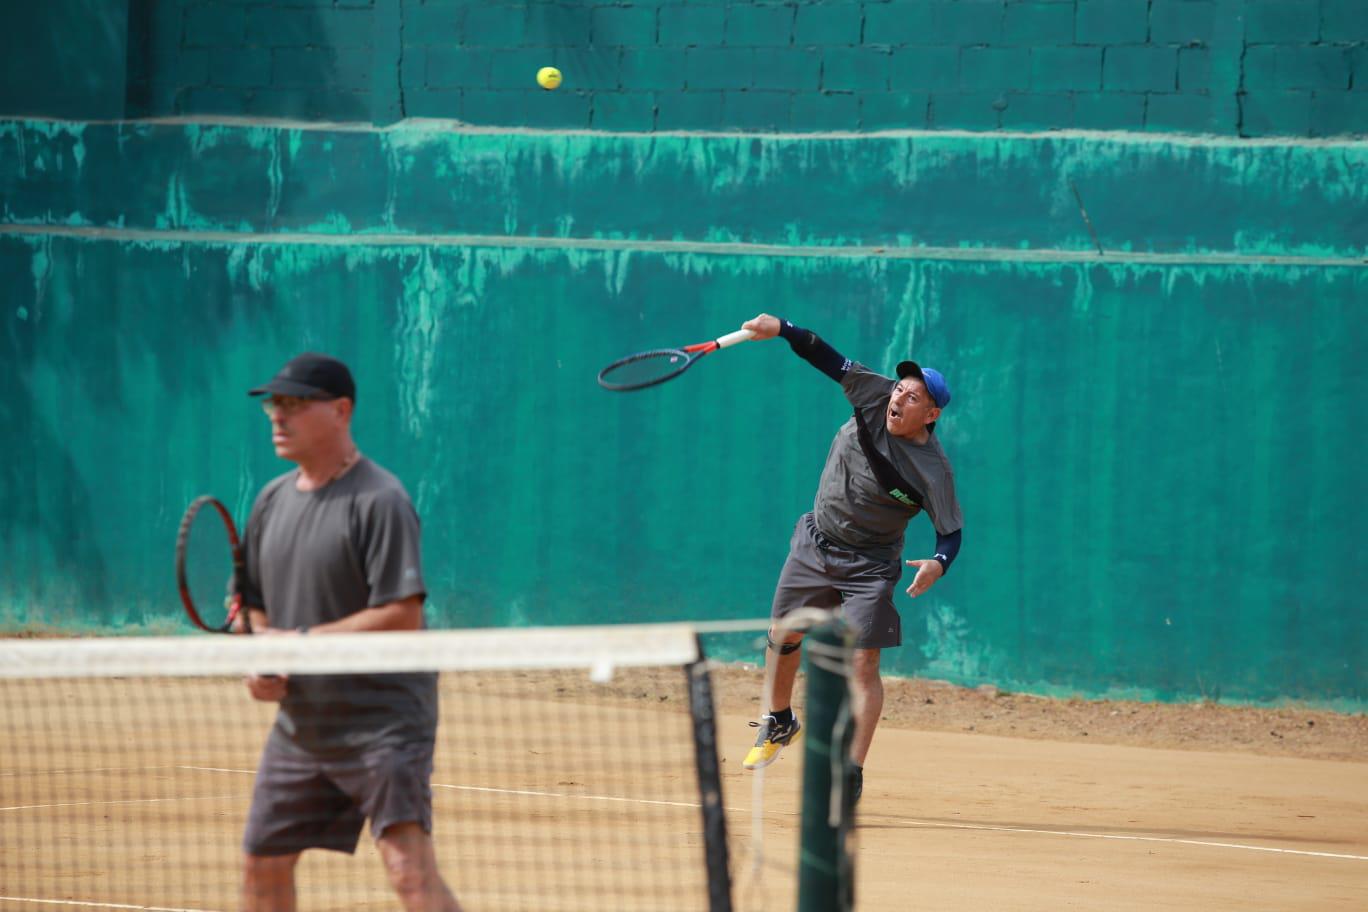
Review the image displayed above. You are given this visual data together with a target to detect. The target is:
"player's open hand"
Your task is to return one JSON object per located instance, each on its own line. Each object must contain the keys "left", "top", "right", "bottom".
{"left": 904, "top": 559, "right": 944, "bottom": 598}
{"left": 742, "top": 314, "right": 781, "bottom": 340}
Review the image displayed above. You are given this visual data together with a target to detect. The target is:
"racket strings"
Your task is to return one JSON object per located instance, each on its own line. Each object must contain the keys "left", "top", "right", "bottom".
{"left": 597, "top": 348, "right": 695, "bottom": 391}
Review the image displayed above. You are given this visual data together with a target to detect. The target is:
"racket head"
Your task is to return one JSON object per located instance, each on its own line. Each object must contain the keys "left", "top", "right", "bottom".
{"left": 175, "top": 496, "right": 249, "bottom": 634}
{"left": 597, "top": 348, "right": 699, "bottom": 392}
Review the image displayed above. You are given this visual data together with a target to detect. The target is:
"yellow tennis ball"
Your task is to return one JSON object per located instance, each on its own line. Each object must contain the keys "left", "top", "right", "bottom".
{"left": 537, "top": 66, "right": 562, "bottom": 90}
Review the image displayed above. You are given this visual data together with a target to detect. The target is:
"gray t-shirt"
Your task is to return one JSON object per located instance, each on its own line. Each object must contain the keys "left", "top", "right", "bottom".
{"left": 811, "top": 363, "right": 964, "bottom": 561}
{"left": 238, "top": 457, "right": 436, "bottom": 754}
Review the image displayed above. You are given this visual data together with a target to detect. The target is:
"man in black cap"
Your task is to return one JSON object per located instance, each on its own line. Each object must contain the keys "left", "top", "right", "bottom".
{"left": 736, "top": 316, "right": 964, "bottom": 804}
{"left": 236, "top": 353, "right": 461, "bottom": 911}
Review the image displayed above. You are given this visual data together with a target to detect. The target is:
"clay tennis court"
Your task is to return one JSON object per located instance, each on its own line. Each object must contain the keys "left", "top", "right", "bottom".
{"left": 2, "top": 665, "right": 1365, "bottom": 911}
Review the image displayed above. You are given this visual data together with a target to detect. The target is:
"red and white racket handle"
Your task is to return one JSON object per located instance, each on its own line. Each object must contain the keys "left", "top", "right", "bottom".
{"left": 683, "top": 329, "right": 756, "bottom": 354}
{"left": 715, "top": 329, "right": 756, "bottom": 349}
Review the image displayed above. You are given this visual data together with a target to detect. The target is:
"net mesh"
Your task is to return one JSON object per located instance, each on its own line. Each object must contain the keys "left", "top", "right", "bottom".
{"left": 0, "top": 626, "right": 732, "bottom": 911}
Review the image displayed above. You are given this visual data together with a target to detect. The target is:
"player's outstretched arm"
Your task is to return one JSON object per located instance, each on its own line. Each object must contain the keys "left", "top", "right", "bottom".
{"left": 742, "top": 314, "right": 850, "bottom": 382}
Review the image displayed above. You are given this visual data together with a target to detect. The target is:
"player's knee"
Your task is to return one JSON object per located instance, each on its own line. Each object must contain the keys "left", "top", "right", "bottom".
{"left": 851, "top": 651, "right": 880, "bottom": 675}
{"left": 385, "top": 865, "right": 424, "bottom": 898}
{"left": 382, "top": 844, "right": 415, "bottom": 879}
{"left": 241, "top": 852, "right": 297, "bottom": 889}
{"left": 384, "top": 855, "right": 438, "bottom": 899}
{"left": 766, "top": 632, "right": 803, "bottom": 655}
{"left": 379, "top": 826, "right": 439, "bottom": 897}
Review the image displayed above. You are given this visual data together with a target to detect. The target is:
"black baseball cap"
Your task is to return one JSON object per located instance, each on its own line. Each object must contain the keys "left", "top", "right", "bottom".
{"left": 248, "top": 353, "right": 355, "bottom": 401}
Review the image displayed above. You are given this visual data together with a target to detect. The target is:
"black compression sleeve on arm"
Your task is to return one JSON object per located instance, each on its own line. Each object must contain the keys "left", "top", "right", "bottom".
{"left": 933, "top": 528, "right": 962, "bottom": 575}
{"left": 776, "top": 319, "right": 851, "bottom": 382}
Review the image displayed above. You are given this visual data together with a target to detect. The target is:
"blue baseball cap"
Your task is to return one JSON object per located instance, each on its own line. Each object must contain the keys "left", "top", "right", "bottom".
{"left": 895, "top": 361, "right": 951, "bottom": 409}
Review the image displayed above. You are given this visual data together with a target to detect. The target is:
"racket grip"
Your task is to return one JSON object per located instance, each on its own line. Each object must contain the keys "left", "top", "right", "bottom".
{"left": 715, "top": 329, "right": 756, "bottom": 349}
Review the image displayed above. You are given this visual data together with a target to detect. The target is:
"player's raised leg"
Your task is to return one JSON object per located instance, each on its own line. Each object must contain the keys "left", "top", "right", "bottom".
{"left": 744, "top": 627, "right": 806, "bottom": 769}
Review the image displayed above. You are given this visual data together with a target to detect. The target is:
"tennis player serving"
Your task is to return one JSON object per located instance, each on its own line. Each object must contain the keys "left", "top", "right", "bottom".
{"left": 235, "top": 353, "right": 461, "bottom": 911}
{"left": 739, "top": 315, "right": 964, "bottom": 804}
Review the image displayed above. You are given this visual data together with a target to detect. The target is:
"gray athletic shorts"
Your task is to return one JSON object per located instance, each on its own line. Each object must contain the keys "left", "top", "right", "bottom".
{"left": 771, "top": 513, "right": 904, "bottom": 649}
{"left": 242, "top": 734, "right": 435, "bottom": 857}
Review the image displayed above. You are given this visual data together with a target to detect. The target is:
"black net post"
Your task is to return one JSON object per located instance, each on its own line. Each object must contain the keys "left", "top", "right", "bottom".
{"left": 686, "top": 638, "right": 734, "bottom": 912}
{"left": 796, "top": 617, "right": 855, "bottom": 912}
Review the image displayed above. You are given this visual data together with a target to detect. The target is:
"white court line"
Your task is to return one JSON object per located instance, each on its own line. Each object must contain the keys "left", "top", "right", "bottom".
{"left": 12, "top": 765, "right": 1360, "bottom": 864}
{"left": 181, "top": 764, "right": 754, "bottom": 814}
{"left": 432, "top": 781, "right": 715, "bottom": 811}
{"left": 878, "top": 816, "right": 1368, "bottom": 862}
{"left": 0, "top": 897, "right": 220, "bottom": 912}
{"left": 0, "top": 766, "right": 182, "bottom": 778}
{"left": 0, "top": 794, "right": 237, "bottom": 813}
{"left": 176, "top": 765, "right": 1367, "bottom": 861}
{"left": 178, "top": 765, "right": 254, "bottom": 775}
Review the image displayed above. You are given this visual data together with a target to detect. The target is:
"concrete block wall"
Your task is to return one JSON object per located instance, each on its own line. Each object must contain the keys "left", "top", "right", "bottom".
{"left": 3, "top": 1, "right": 1367, "bottom": 136}
{"left": 128, "top": 0, "right": 386, "bottom": 121}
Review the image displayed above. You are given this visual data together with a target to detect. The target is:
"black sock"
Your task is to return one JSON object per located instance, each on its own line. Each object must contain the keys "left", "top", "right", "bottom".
{"left": 770, "top": 707, "right": 794, "bottom": 726}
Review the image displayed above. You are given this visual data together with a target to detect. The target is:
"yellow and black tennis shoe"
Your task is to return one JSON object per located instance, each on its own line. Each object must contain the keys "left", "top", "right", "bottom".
{"left": 743, "top": 714, "right": 802, "bottom": 769}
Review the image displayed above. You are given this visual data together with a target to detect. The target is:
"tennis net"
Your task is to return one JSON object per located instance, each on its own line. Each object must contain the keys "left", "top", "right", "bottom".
{"left": 0, "top": 624, "right": 733, "bottom": 911}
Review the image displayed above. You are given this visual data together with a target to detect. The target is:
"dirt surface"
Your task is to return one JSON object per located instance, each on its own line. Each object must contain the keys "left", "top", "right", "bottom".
{"left": 467, "top": 663, "right": 1368, "bottom": 911}
{"left": 551, "top": 663, "right": 1368, "bottom": 762}
{"left": 524, "top": 663, "right": 1368, "bottom": 911}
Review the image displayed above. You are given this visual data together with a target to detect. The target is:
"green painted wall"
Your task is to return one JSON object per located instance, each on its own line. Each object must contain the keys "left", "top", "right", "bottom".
{"left": 2, "top": 120, "right": 1363, "bottom": 705}
{"left": 2, "top": 1, "right": 1366, "bottom": 136}
{"left": 3, "top": 121, "right": 1364, "bottom": 258}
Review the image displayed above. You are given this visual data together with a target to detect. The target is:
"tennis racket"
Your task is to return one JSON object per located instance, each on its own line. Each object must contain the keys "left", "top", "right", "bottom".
{"left": 597, "top": 329, "right": 755, "bottom": 392}
{"left": 175, "top": 495, "right": 250, "bottom": 634}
